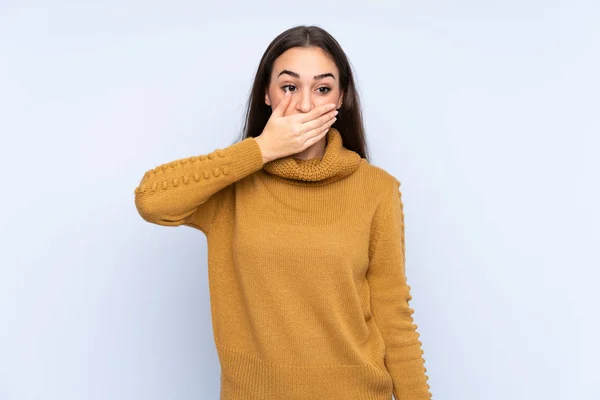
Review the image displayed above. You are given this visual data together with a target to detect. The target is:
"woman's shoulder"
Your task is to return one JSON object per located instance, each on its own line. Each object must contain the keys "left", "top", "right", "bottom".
{"left": 356, "top": 159, "right": 402, "bottom": 193}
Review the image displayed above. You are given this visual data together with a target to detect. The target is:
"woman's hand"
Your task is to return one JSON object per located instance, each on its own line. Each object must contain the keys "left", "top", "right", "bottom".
{"left": 255, "top": 90, "right": 338, "bottom": 164}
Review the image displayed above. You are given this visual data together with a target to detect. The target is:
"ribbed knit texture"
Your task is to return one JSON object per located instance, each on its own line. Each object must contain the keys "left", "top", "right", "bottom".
{"left": 134, "top": 127, "right": 432, "bottom": 400}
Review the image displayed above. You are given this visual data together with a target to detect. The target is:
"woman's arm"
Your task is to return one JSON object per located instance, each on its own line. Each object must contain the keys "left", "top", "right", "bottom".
{"left": 367, "top": 178, "right": 432, "bottom": 400}
{"left": 133, "top": 136, "right": 264, "bottom": 235}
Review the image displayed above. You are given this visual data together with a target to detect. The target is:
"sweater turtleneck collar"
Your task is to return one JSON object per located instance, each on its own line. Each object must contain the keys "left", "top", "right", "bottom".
{"left": 262, "top": 127, "right": 363, "bottom": 185}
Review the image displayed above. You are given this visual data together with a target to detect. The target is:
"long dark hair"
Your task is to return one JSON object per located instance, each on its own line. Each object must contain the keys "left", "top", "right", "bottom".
{"left": 234, "top": 25, "right": 370, "bottom": 162}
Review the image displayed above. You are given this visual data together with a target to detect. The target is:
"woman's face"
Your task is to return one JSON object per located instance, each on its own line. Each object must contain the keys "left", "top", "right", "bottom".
{"left": 265, "top": 46, "right": 344, "bottom": 117}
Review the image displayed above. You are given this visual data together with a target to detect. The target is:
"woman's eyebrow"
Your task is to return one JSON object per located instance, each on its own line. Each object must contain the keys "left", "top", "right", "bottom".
{"left": 277, "top": 69, "right": 336, "bottom": 80}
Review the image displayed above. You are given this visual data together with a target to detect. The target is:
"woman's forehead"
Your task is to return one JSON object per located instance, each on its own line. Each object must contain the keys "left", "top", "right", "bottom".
{"left": 272, "top": 47, "right": 338, "bottom": 79}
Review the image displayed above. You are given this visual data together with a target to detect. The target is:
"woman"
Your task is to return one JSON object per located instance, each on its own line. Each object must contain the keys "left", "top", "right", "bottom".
{"left": 134, "top": 25, "right": 431, "bottom": 400}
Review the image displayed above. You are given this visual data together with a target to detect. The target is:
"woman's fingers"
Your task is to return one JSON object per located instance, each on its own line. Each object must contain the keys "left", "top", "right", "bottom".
{"left": 272, "top": 90, "right": 293, "bottom": 118}
{"left": 294, "top": 103, "right": 337, "bottom": 124}
{"left": 303, "top": 116, "right": 337, "bottom": 141}
{"left": 303, "top": 123, "right": 333, "bottom": 147}
{"left": 301, "top": 109, "right": 338, "bottom": 133}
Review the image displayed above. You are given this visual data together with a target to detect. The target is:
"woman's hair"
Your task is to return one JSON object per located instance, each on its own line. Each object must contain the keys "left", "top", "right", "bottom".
{"left": 235, "top": 25, "right": 370, "bottom": 161}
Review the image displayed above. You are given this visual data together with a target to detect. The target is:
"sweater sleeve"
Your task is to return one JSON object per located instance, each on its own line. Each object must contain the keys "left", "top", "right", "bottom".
{"left": 133, "top": 136, "right": 264, "bottom": 234}
{"left": 367, "top": 179, "right": 432, "bottom": 400}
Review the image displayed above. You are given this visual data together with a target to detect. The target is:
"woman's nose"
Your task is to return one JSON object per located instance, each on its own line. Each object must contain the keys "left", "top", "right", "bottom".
{"left": 295, "top": 90, "right": 314, "bottom": 113}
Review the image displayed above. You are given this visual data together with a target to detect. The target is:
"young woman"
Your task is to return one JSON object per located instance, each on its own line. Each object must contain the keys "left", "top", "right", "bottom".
{"left": 134, "top": 25, "right": 431, "bottom": 400}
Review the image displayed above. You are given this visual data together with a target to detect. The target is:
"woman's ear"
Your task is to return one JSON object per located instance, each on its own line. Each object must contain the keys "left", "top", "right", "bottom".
{"left": 265, "top": 90, "right": 271, "bottom": 106}
{"left": 337, "top": 91, "right": 344, "bottom": 109}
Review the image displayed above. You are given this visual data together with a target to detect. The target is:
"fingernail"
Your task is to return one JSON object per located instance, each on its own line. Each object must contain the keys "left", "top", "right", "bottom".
{"left": 334, "top": 110, "right": 339, "bottom": 116}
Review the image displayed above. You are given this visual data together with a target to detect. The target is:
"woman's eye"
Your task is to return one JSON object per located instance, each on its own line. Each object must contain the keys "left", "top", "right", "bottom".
{"left": 281, "top": 85, "right": 332, "bottom": 94}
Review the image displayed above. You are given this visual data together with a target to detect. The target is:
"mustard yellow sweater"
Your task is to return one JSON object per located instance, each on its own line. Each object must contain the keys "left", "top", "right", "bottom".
{"left": 133, "top": 128, "right": 432, "bottom": 400}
